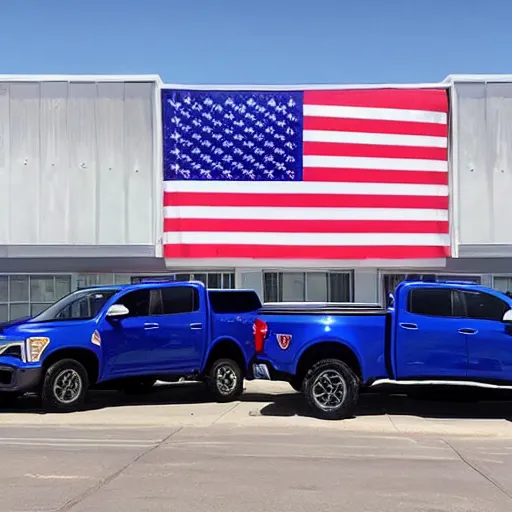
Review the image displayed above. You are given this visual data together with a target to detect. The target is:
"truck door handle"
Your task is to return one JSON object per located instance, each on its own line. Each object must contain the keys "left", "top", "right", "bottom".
{"left": 458, "top": 328, "right": 478, "bottom": 335}
{"left": 143, "top": 322, "right": 159, "bottom": 330}
{"left": 400, "top": 323, "right": 418, "bottom": 330}
{"left": 190, "top": 323, "right": 203, "bottom": 330}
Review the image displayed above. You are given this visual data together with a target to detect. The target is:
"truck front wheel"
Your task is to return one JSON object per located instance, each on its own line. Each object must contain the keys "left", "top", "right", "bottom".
{"left": 304, "top": 359, "right": 359, "bottom": 420}
{"left": 207, "top": 358, "right": 243, "bottom": 403}
{"left": 41, "top": 359, "right": 89, "bottom": 412}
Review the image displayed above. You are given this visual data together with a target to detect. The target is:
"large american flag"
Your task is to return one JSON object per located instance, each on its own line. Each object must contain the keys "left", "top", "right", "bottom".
{"left": 162, "top": 88, "right": 449, "bottom": 260}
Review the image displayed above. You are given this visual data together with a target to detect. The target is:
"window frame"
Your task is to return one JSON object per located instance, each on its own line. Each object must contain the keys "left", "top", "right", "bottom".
{"left": 262, "top": 270, "right": 354, "bottom": 303}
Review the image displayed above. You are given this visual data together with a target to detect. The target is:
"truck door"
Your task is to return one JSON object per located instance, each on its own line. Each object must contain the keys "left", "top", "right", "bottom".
{"left": 145, "top": 284, "right": 206, "bottom": 373}
{"left": 458, "top": 290, "right": 512, "bottom": 382}
{"left": 395, "top": 286, "right": 468, "bottom": 378}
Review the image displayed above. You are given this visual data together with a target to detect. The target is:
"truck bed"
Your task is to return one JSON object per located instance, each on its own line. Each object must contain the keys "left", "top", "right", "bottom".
{"left": 260, "top": 302, "right": 386, "bottom": 315}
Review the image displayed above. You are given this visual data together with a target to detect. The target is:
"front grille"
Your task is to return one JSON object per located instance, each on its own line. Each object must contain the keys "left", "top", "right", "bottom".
{"left": 0, "top": 369, "right": 13, "bottom": 385}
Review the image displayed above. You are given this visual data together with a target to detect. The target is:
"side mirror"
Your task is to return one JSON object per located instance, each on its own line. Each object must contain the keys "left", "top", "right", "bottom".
{"left": 106, "top": 304, "right": 129, "bottom": 318}
{"left": 502, "top": 310, "right": 512, "bottom": 324}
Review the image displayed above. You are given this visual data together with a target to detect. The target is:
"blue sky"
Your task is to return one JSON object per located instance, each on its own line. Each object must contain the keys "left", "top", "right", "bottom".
{"left": 1, "top": 0, "right": 509, "bottom": 84}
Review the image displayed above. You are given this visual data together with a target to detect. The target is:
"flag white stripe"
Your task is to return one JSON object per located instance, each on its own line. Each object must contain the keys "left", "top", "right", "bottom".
{"left": 303, "top": 129, "right": 447, "bottom": 148}
{"left": 302, "top": 155, "right": 447, "bottom": 172}
{"left": 163, "top": 206, "right": 449, "bottom": 222}
{"left": 163, "top": 232, "right": 450, "bottom": 247}
{"left": 303, "top": 104, "right": 447, "bottom": 125}
{"left": 163, "top": 180, "right": 448, "bottom": 197}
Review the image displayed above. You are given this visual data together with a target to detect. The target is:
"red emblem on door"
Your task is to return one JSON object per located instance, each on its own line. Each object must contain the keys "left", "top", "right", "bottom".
{"left": 276, "top": 334, "right": 292, "bottom": 350}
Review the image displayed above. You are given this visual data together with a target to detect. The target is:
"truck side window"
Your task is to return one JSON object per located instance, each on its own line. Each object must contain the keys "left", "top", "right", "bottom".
{"left": 407, "top": 288, "right": 454, "bottom": 317}
{"left": 161, "top": 287, "right": 199, "bottom": 315}
{"left": 462, "top": 291, "right": 508, "bottom": 321}
{"left": 116, "top": 290, "right": 150, "bottom": 317}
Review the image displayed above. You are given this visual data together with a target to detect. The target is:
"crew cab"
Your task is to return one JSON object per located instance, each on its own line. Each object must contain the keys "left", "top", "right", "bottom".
{"left": 0, "top": 281, "right": 261, "bottom": 411}
{"left": 249, "top": 278, "right": 512, "bottom": 420}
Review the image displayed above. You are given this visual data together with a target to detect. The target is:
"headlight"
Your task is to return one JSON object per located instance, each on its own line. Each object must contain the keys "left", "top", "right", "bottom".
{"left": 26, "top": 337, "right": 50, "bottom": 362}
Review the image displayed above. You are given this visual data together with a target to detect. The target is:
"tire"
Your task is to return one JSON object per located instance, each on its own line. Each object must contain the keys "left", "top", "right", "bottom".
{"left": 121, "top": 377, "right": 157, "bottom": 395}
{"left": 41, "top": 359, "right": 89, "bottom": 412}
{"left": 304, "top": 359, "right": 359, "bottom": 420}
{"left": 289, "top": 376, "right": 304, "bottom": 392}
{"left": 206, "top": 358, "right": 243, "bottom": 403}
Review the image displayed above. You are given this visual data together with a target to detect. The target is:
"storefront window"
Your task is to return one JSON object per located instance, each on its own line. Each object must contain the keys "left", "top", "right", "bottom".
{"left": 0, "top": 275, "right": 72, "bottom": 322}
{"left": 263, "top": 271, "right": 353, "bottom": 303}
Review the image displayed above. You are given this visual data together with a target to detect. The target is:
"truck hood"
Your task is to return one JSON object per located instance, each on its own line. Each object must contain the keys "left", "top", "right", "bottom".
{"left": 0, "top": 317, "right": 94, "bottom": 338}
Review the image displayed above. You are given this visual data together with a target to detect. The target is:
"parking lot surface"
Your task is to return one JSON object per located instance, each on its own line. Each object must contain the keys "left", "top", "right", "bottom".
{"left": 2, "top": 382, "right": 512, "bottom": 511}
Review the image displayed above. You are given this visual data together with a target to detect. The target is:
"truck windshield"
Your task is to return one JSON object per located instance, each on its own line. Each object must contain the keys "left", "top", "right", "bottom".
{"left": 29, "top": 288, "right": 121, "bottom": 322}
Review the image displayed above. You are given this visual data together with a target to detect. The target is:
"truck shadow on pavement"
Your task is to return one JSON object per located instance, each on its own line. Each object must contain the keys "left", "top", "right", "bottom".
{"left": 253, "top": 390, "right": 512, "bottom": 421}
{"left": 1, "top": 383, "right": 512, "bottom": 421}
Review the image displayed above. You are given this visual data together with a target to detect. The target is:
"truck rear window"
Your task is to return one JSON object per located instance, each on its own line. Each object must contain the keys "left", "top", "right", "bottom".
{"left": 208, "top": 290, "right": 262, "bottom": 314}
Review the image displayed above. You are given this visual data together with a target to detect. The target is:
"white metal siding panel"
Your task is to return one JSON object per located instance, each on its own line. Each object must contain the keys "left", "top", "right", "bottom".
{"left": 487, "top": 83, "right": 512, "bottom": 244}
{"left": 9, "top": 83, "right": 41, "bottom": 244}
{"left": 455, "top": 82, "right": 492, "bottom": 245}
{"left": 67, "top": 83, "right": 98, "bottom": 243}
{"left": 0, "top": 80, "right": 157, "bottom": 248}
{"left": 40, "top": 82, "right": 69, "bottom": 243}
{"left": 124, "top": 83, "right": 154, "bottom": 245}
{"left": 0, "top": 84, "right": 10, "bottom": 244}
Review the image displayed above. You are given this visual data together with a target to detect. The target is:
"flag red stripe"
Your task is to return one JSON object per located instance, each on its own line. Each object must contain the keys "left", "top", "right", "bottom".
{"left": 164, "top": 191, "right": 448, "bottom": 209}
{"left": 304, "top": 89, "right": 449, "bottom": 112}
{"left": 303, "top": 116, "right": 448, "bottom": 137}
{"left": 303, "top": 141, "right": 447, "bottom": 161}
{"left": 302, "top": 168, "right": 448, "bottom": 185}
{"left": 164, "top": 218, "right": 449, "bottom": 234}
{"left": 163, "top": 244, "right": 450, "bottom": 260}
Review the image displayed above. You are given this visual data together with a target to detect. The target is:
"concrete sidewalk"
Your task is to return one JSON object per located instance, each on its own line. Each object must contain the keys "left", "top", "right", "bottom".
{"left": 1, "top": 381, "right": 512, "bottom": 438}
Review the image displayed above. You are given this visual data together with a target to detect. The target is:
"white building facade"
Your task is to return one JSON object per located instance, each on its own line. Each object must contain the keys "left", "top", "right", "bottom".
{"left": 1, "top": 74, "right": 511, "bottom": 322}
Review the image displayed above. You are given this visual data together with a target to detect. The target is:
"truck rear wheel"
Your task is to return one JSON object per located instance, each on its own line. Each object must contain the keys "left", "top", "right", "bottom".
{"left": 41, "top": 359, "right": 89, "bottom": 412}
{"left": 304, "top": 359, "right": 359, "bottom": 420}
{"left": 207, "top": 358, "right": 243, "bottom": 403}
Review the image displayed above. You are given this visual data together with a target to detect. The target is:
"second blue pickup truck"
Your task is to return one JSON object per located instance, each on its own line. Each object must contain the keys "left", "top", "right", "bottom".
{"left": 250, "top": 278, "right": 512, "bottom": 419}
{"left": 0, "top": 281, "right": 261, "bottom": 411}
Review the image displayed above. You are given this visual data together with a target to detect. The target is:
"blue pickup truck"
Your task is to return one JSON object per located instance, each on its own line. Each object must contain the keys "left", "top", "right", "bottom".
{"left": 250, "top": 278, "right": 512, "bottom": 420}
{"left": 0, "top": 281, "right": 261, "bottom": 411}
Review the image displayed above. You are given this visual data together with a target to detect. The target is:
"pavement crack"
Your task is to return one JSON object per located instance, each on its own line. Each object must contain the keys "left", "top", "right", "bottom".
{"left": 55, "top": 427, "right": 183, "bottom": 512}
{"left": 443, "top": 439, "right": 512, "bottom": 501}
{"left": 211, "top": 402, "right": 240, "bottom": 425}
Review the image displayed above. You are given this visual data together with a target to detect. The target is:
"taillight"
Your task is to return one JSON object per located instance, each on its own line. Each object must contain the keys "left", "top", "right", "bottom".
{"left": 253, "top": 318, "right": 268, "bottom": 353}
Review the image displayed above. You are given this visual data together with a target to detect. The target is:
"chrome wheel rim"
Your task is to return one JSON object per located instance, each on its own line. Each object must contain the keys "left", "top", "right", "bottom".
{"left": 311, "top": 369, "right": 347, "bottom": 411}
{"left": 215, "top": 365, "right": 237, "bottom": 395}
{"left": 53, "top": 369, "right": 82, "bottom": 404}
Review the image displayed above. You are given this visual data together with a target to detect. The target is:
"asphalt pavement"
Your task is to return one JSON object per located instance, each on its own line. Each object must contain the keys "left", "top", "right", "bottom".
{"left": 1, "top": 382, "right": 512, "bottom": 511}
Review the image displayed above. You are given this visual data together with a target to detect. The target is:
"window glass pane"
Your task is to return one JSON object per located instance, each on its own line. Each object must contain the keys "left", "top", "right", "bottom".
{"left": 0, "top": 276, "right": 7, "bottom": 302}
{"left": 9, "top": 276, "right": 28, "bottom": 302}
{"left": 116, "top": 290, "right": 150, "bottom": 317}
{"left": 282, "top": 272, "right": 305, "bottom": 301}
{"left": 114, "top": 274, "right": 132, "bottom": 285}
{"left": 306, "top": 273, "right": 328, "bottom": 302}
{"left": 30, "top": 276, "right": 55, "bottom": 302}
{"left": 408, "top": 288, "right": 453, "bottom": 317}
{"left": 208, "top": 273, "right": 221, "bottom": 288}
{"left": 383, "top": 274, "right": 407, "bottom": 297}
{"left": 494, "top": 276, "right": 512, "bottom": 293}
{"left": 329, "top": 273, "right": 351, "bottom": 302}
{"left": 10, "top": 303, "right": 29, "bottom": 320}
{"left": 191, "top": 273, "right": 207, "bottom": 285}
{"left": 438, "top": 274, "right": 481, "bottom": 284}
{"left": 55, "top": 276, "right": 71, "bottom": 299}
{"left": 174, "top": 273, "right": 191, "bottom": 282}
{"left": 0, "top": 304, "right": 8, "bottom": 322}
{"left": 263, "top": 273, "right": 279, "bottom": 302}
{"left": 31, "top": 303, "right": 49, "bottom": 317}
{"left": 161, "top": 287, "right": 198, "bottom": 314}
{"left": 463, "top": 291, "right": 509, "bottom": 321}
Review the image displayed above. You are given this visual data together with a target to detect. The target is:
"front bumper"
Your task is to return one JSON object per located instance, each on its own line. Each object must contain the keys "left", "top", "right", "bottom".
{"left": 0, "top": 365, "right": 43, "bottom": 393}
